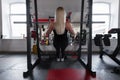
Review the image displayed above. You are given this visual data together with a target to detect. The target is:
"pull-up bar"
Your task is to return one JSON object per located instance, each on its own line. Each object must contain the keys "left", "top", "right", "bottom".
{"left": 14, "top": 21, "right": 105, "bottom": 24}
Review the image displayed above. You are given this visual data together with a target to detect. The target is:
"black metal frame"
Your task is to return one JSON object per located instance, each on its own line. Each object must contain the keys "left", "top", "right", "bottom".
{"left": 99, "top": 29, "right": 120, "bottom": 65}
{"left": 78, "top": 0, "right": 96, "bottom": 76}
{"left": 23, "top": 0, "right": 96, "bottom": 78}
{"left": 25, "top": 0, "right": 32, "bottom": 76}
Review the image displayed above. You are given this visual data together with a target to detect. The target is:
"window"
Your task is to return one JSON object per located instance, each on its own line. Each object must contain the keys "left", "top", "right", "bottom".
{"left": 9, "top": 3, "right": 26, "bottom": 39}
{"left": 92, "top": 3, "right": 110, "bottom": 38}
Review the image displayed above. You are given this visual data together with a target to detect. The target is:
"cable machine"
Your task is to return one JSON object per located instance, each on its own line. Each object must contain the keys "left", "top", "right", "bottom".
{"left": 23, "top": 0, "right": 96, "bottom": 78}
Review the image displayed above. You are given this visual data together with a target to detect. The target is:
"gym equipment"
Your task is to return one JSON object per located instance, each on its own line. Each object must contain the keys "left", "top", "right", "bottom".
{"left": 31, "top": 31, "right": 37, "bottom": 40}
{"left": 75, "top": 29, "right": 86, "bottom": 45}
{"left": 94, "top": 34, "right": 103, "bottom": 46}
{"left": 32, "top": 44, "right": 37, "bottom": 54}
{"left": 40, "top": 35, "right": 49, "bottom": 45}
{"left": 94, "top": 28, "right": 120, "bottom": 65}
{"left": 101, "top": 28, "right": 120, "bottom": 65}
{"left": 103, "top": 34, "right": 111, "bottom": 46}
{"left": 42, "top": 25, "right": 45, "bottom": 31}
{"left": 24, "top": 0, "right": 96, "bottom": 78}
{"left": 14, "top": 21, "right": 105, "bottom": 24}
{"left": 94, "top": 34, "right": 111, "bottom": 46}
{"left": 94, "top": 34, "right": 111, "bottom": 56}
{"left": 81, "top": 29, "right": 87, "bottom": 45}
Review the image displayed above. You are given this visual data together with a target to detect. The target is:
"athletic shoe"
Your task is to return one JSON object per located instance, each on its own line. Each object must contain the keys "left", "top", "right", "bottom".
{"left": 57, "top": 58, "right": 60, "bottom": 62}
{"left": 61, "top": 58, "right": 64, "bottom": 62}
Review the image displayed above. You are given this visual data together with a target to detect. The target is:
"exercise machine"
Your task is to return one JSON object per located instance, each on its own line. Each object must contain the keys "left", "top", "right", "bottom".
{"left": 94, "top": 28, "right": 120, "bottom": 73}
{"left": 94, "top": 28, "right": 120, "bottom": 65}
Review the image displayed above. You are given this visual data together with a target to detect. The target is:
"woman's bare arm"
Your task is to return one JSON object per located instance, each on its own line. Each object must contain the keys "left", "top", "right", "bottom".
{"left": 46, "top": 22, "right": 54, "bottom": 36}
{"left": 66, "top": 22, "right": 76, "bottom": 36}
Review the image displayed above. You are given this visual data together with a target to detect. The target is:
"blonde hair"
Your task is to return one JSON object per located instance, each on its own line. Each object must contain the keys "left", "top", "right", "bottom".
{"left": 54, "top": 7, "right": 66, "bottom": 35}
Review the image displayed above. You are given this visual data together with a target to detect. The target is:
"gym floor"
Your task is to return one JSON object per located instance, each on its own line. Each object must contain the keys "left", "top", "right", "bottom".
{"left": 0, "top": 53, "right": 120, "bottom": 80}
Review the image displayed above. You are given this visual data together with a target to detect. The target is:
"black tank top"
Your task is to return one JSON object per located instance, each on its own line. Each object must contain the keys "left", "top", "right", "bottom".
{"left": 53, "top": 29, "right": 68, "bottom": 42}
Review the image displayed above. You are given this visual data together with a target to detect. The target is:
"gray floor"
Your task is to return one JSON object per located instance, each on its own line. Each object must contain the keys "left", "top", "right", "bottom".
{"left": 0, "top": 53, "right": 120, "bottom": 80}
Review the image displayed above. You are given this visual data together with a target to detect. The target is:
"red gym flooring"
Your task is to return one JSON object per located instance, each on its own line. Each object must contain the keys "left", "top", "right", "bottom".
{"left": 0, "top": 53, "right": 120, "bottom": 80}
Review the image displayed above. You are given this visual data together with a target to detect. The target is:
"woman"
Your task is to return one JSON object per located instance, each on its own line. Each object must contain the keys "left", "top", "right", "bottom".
{"left": 46, "top": 7, "right": 75, "bottom": 61}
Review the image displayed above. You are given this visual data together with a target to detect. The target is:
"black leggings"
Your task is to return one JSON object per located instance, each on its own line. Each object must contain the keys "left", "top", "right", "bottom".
{"left": 53, "top": 40, "right": 68, "bottom": 58}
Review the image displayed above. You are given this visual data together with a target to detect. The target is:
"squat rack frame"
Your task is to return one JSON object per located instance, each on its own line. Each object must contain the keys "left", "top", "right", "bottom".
{"left": 24, "top": 0, "right": 96, "bottom": 78}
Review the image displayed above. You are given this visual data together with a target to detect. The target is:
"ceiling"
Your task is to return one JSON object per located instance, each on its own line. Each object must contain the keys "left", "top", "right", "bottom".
{"left": 30, "top": 0, "right": 89, "bottom": 22}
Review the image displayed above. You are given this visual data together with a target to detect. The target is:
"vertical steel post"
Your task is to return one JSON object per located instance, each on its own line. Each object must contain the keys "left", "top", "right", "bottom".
{"left": 26, "top": 0, "right": 32, "bottom": 72}
{"left": 87, "top": 0, "right": 93, "bottom": 70}
{"left": 34, "top": 0, "right": 41, "bottom": 58}
{"left": 78, "top": 0, "right": 85, "bottom": 59}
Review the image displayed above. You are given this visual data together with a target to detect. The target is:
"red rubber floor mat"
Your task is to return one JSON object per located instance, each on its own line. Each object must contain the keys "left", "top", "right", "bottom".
{"left": 47, "top": 68, "right": 96, "bottom": 80}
